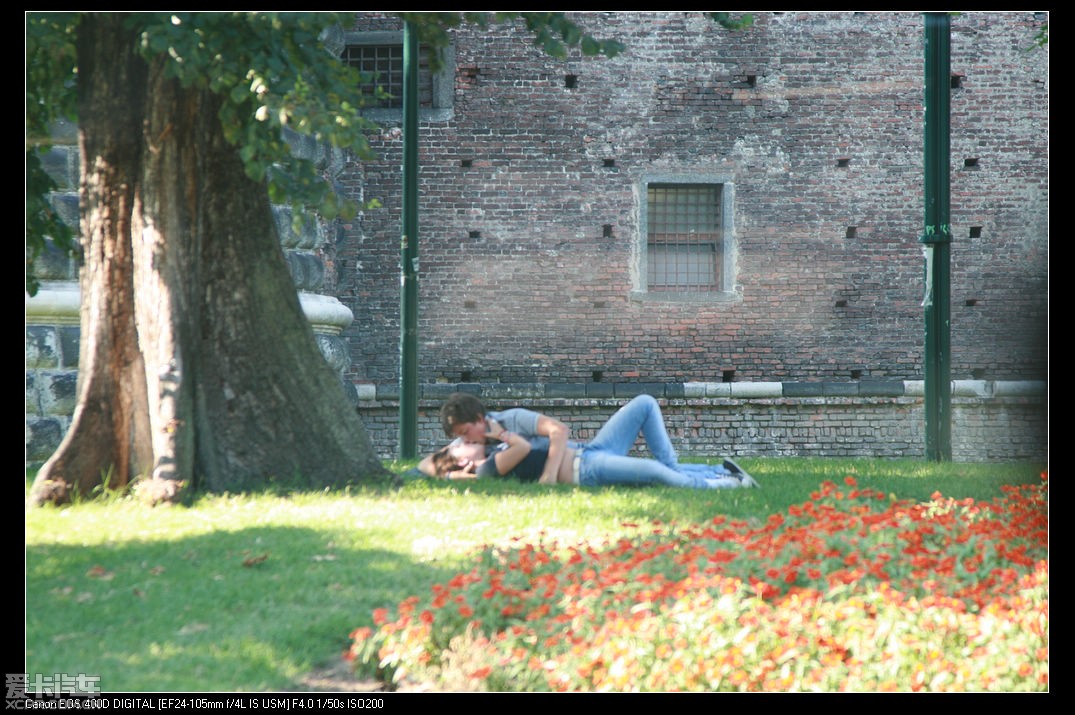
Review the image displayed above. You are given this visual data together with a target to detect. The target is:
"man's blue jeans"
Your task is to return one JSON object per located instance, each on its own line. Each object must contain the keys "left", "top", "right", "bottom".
{"left": 577, "top": 394, "right": 735, "bottom": 489}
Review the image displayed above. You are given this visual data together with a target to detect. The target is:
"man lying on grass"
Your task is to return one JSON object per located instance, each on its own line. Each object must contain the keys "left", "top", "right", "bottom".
{"left": 417, "top": 393, "right": 758, "bottom": 490}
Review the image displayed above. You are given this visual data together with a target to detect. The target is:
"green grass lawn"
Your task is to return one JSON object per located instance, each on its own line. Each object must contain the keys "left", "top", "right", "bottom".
{"left": 24, "top": 458, "right": 1045, "bottom": 693}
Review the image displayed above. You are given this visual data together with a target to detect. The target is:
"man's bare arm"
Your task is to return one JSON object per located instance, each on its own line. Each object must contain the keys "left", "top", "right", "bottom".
{"left": 416, "top": 454, "right": 437, "bottom": 477}
{"left": 535, "top": 414, "right": 570, "bottom": 485}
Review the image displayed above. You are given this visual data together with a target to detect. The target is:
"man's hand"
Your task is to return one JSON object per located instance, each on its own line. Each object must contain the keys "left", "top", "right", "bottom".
{"left": 485, "top": 418, "right": 509, "bottom": 441}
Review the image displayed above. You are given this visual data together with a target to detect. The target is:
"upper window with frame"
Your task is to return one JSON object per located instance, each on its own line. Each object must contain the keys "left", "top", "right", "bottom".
{"left": 341, "top": 31, "right": 454, "bottom": 121}
{"left": 343, "top": 44, "right": 432, "bottom": 109}
{"left": 635, "top": 176, "right": 737, "bottom": 300}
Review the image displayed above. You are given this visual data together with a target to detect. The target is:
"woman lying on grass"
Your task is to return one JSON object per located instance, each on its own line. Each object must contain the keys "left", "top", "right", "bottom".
{"left": 418, "top": 394, "right": 759, "bottom": 490}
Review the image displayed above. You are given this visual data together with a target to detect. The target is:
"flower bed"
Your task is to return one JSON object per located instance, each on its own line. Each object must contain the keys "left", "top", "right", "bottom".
{"left": 347, "top": 475, "right": 1049, "bottom": 692}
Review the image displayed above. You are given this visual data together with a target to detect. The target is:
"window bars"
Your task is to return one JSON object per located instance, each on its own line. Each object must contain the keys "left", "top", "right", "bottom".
{"left": 647, "top": 184, "right": 723, "bottom": 291}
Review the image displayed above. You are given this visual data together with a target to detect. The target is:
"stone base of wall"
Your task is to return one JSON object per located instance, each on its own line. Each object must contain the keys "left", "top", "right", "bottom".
{"left": 356, "top": 381, "right": 1048, "bottom": 464}
{"left": 26, "top": 378, "right": 1048, "bottom": 469}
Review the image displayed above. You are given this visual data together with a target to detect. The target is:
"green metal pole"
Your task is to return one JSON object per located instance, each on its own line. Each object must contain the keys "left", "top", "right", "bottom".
{"left": 398, "top": 21, "right": 419, "bottom": 459}
{"left": 922, "top": 12, "right": 952, "bottom": 461}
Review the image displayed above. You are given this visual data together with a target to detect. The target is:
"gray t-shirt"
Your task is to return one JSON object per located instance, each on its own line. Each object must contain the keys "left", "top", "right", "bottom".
{"left": 485, "top": 408, "right": 542, "bottom": 438}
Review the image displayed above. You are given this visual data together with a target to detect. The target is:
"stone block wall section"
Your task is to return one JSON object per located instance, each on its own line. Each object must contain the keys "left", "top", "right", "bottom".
{"left": 353, "top": 380, "right": 1047, "bottom": 463}
{"left": 25, "top": 318, "right": 80, "bottom": 467}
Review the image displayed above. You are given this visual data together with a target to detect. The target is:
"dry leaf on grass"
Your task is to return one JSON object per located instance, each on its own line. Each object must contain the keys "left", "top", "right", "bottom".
{"left": 242, "top": 553, "right": 269, "bottom": 567}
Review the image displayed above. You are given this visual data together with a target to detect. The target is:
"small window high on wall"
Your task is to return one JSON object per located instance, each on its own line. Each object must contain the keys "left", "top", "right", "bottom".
{"left": 647, "top": 183, "right": 722, "bottom": 291}
{"left": 343, "top": 44, "right": 434, "bottom": 109}
{"left": 340, "top": 31, "right": 454, "bottom": 121}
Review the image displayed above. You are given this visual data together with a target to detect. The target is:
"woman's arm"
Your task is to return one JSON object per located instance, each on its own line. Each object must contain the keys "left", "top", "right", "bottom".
{"left": 487, "top": 420, "right": 533, "bottom": 475}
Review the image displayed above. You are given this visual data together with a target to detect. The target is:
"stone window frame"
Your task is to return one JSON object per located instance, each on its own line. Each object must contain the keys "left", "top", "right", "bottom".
{"left": 631, "top": 172, "right": 740, "bottom": 303}
{"left": 341, "top": 30, "right": 455, "bottom": 123}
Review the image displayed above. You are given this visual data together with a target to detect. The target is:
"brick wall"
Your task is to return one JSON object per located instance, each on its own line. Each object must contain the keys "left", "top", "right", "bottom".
{"left": 355, "top": 388, "right": 1048, "bottom": 463}
{"left": 337, "top": 11, "right": 1048, "bottom": 387}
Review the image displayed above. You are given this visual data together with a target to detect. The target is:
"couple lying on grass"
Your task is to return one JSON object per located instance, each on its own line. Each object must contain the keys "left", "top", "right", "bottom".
{"left": 417, "top": 392, "right": 759, "bottom": 490}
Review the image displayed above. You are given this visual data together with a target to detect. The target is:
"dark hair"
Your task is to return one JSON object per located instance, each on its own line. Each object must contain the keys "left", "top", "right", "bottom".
{"left": 439, "top": 392, "right": 486, "bottom": 436}
{"left": 430, "top": 447, "right": 457, "bottom": 478}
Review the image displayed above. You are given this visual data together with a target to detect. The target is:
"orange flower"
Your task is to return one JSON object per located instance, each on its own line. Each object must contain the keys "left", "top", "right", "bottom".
{"left": 347, "top": 476, "right": 1047, "bottom": 692}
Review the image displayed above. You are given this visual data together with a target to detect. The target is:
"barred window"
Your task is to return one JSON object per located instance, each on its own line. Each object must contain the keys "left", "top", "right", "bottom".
{"left": 646, "top": 183, "right": 723, "bottom": 292}
{"left": 343, "top": 44, "right": 435, "bottom": 109}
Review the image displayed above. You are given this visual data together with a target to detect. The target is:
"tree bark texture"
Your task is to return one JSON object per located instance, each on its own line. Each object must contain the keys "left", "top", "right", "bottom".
{"left": 30, "top": 15, "right": 390, "bottom": 505}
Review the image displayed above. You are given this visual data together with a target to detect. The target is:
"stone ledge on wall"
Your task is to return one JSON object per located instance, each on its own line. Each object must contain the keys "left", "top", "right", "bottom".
{"left": 25, "top": 282, "right": 355, "bottom": 336}
{"left": 357, "top": 379, "right": 1047, "bottom": 403}
{"left": 24, "top": 281, "right": 80, "bottom": 325}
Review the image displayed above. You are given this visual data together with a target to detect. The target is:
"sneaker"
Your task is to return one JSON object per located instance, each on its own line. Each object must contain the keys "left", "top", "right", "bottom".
{"left": 722, "top": 458, "right": 760, "bottom": 488}
{"left": 704, "top": 475, "right": 743, "bottom": 490}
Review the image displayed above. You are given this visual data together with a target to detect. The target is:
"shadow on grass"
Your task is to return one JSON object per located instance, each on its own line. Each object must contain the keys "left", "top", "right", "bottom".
{"left": 26, "top": 523, "right": 463, "bottom": 692}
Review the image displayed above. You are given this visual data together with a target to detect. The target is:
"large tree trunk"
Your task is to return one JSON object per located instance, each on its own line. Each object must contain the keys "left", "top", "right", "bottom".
{"left": 30, "top": 15, "right": 391, "bottom": 505}
{"left": 29, "top": 15, "right": 154, "bottom": 503}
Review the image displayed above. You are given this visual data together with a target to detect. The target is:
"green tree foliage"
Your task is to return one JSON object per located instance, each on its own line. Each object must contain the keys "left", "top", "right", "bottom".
{"left": 138, "top": 13, "right": 383, "bottom": 222}
{"left": 707, "top": 12, "right": 755, "bottom": 31}
{"left": 24, "top": 11, "right": 750, "bottom": 294}
{"left": 24, "top": 11, "right": 632, "bottom": 295}
{"left": 1031, "top": 22, "right": 1047, "bottom": 49}
{"left": 25, "top": 13, "right": 78, "bottom": 295}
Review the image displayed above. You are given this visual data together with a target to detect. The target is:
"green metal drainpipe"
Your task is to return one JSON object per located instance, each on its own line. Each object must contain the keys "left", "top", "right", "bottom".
{"left": 398, "top": 21, "right": 419, "bottom": 459}
{"left": 922, "top": 12, "right": 952, "bottom": 461}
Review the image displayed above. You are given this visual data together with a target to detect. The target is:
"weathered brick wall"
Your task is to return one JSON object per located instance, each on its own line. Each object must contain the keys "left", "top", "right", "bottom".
{"left": 337, "top": 11, "right": 1048, "bottom": 387}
